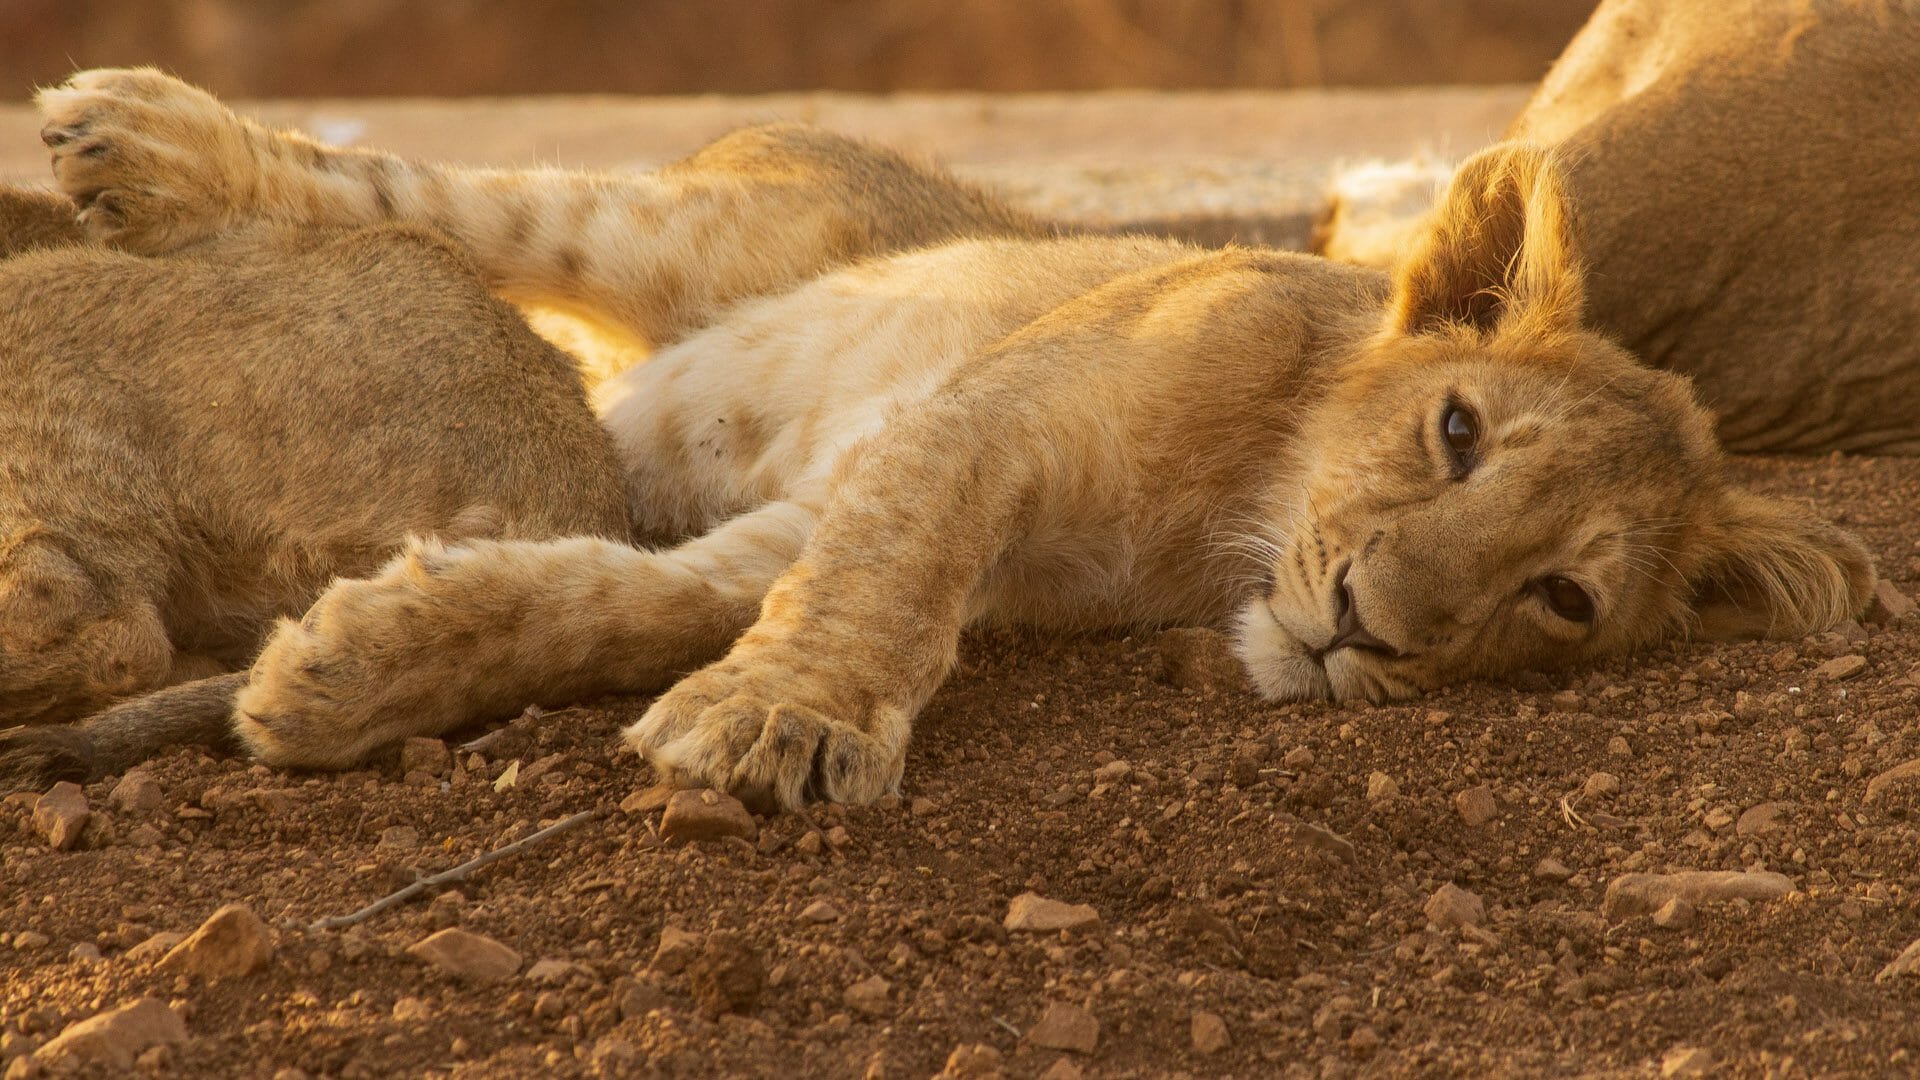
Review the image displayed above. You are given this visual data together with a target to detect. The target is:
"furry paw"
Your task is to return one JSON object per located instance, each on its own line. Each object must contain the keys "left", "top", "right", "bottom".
{"left": 36, "top": 67, "right": 260, "bottom": 253}
{"left": 233, "top": 541, "right": 484, "bottom": 769}
{"left": 627, "top": 657, "right": 909, "bottom": 812}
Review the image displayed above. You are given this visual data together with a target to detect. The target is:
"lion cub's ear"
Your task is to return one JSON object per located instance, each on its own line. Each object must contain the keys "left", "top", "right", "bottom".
{"left": 1688, "top": 491, "right": 1875, "bottom": 641}
{"left": 1387, "top": 142, "right": 1584, "bottom": 337}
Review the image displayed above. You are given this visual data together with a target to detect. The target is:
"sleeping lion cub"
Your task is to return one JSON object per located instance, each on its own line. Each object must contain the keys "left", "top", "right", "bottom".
{"left": 24, "top": 69, "right": 1870, "bottom": 809}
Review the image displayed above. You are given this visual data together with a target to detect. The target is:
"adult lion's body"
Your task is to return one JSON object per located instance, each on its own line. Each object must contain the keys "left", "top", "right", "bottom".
{"left": 2, "top": 68, "right": 1874, "bottom": 805}
{"left": 1318, "top": 0, "right": 1920, "bottom": 454}
{"left": 0, "top": 190, "right": 628, "bottom": 737}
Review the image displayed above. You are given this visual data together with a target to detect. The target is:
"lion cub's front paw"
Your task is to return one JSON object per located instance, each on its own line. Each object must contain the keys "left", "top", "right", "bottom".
{"left": 37, "top": 68, "right": 259, "bottom": 253}
{"left": 627, "top": 657, "right": 909, "bottom": 812}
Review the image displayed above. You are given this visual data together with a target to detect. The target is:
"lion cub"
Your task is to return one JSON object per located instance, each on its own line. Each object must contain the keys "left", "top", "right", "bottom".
{"left": 24, "top": 70, "right": 1870, "bottom": 809}
{"left": 0, "top": 183, "right": 627, "bottom": 781}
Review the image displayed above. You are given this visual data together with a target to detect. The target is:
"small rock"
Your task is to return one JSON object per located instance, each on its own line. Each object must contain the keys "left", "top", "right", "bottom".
{"left": 1424, "top": 883, "right": 1485, "bottom": 929}
{"left": 1865, "top": 759, "right": 1920, "bottom": 803}
{"left": 68, "top": 942, "right": 102, "bottom": 964}
{"left": 400, "top": 738, "right": 451, "bottom": 777}
{"left": 1813, "top": 655, "right": 1867, "bottom": 682}
{"left": 1867, "top": 580, "right": 1916, "bottom": 624}
{"left": 32, "top": 782, "right": 89, "bottom": 850}
{"left": 156, "top": 904, "right": 273, "bottom": 978}
{"left": 651, "top": 926, "right": 703, "bottom": 973}
{"left": 1283, "top": 817, "right": 1356, "bottom": 862}
{"left": 12, "top": 930, "right": 50, "bottom": 952}
{"left": 618, "top": 785, "right": 674, "bottom": 815}
{"left": 407, "top": 928, "right": 523, "bottom": 981}
{"left": 1026, "top": 1002, "right": 1099, "bottom": 1054}
{"left": 1283, "top": 746, "right": 1315, "bottom": 770}
{"left": 1606, "top": 736, "right": 1633, "bottom": 758}
{"left": 125, "top": 932, "right": 186, "bottom": 964}
{"left": 824, "top": 825, "right": 852, "bottom": 848}
{"left": 33, "top": 998, "right": 185, "bottom": 1071}
{"left": 1651, "top": 898, "right": 1696, "bottom": 930}
{"left": 1875, "top": 938, "right": 1920, "bottom": 983}
{"left": 1533, "top": 858, "right": 1574, "bottom": 882}
{"left": 910, "top": 797, "right": 937, "bottom": 817}
{"left": 800, "top": 900, "right": 841, "bottom": 924}
{"left": 1190, "top": 1010, "right": 1230, "bottom": 1054}
{"left": 1603, "top": 870, "right": 1795, "bottom": 918}
{"left": 1004, "top": 893, "right": 1100, "bottom": 933}
{"left": 377, "top": 825, "right": 421, "bottom": 850}
{"left": 1348, "top": 1024, "right": 1383, "bottom": 1060}
{"left": 843, "top": 974, "right": 893, "bottom": 1016}
{"left": 1661, "top": 1046, "right": 1715, "bottom": 1078}
{"left": 793, "top": 831, "right": 825, "bottom": 856}
{"left": 1365, "top": 772, "right": 1400, "bottom": 800}
{"left": 1735, "top": 801, "right": 1792, "bottom": 836}
{"left": 426, "top": 890, "right": 466, "bottom": 929}
{"left": 1453, "top": 785, "right": 1497, "bottom": 826}
{"left": 660, "top": 789, "right": 756, "bottom": 845}
{"left": 937, "top": 1044, "right": 1004, "bottom": 1079}
{"left": 685, "top": 932, "right": 764, "bottom": 1017}
{"left": 1092, "top": 759, "right": 1132, "bottom": 785}
{"left": 1155, "top": 627, "right": 1247, "bottom": 693}
{"left": 108, "top": 771, "right": 164, "bottom": 817}
{"left": 1037, "top": 1060, "right": 1084, "bottom": 1080}
{"left": 391, "top": 996, "right": 433, "bottom": 1022}
{"left": 525, "top": 958, "right": 581, "bottom": 984}
{"left": 1582, "top": 772, "right": 1620, "bottom": 799}
{"left": 1702, "top": 807, "right": 1735, "bottom": 832}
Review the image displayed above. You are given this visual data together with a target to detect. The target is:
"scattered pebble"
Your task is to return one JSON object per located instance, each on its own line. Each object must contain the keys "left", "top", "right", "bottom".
{"left": 1875, "top": 939, "right": 1920, "bottom": 983}
{"left": 800, "top": 900, "right": 841, "bottom": 924}
{"left": 407, "top": 928, "right": 523, "bottom": 982}
{"left": 1533, "top": 858, "right": 1574, "bottom": 882}
{"left": 12, "top": 930, "right": 49, "bottom": 952}
{"left": 525, "top": 958, "right": 581, "bottom": 984}
{"left": 1865, "top": 758, "right": 1920, "bottom": 803}
{"left": 1651, "top": 898, "right": 1695, "bottom": 930}
{"left": 1735, "top": 801, "right": 1791, "bottom": 836}
{"left": 1283, "top": 746, "right": 1315, "bottom": 770}
{"left": 937, "top": 1043, "right": 1003, "bottom": 1079}
{"left": 1365, "top": 772, "right": 1400, "bottom": 800}
{"left": 156, "top": 904, "right": 273, "bottom": 978}
{"left": 1813, "top": 655, "right": 1867, "bottom": 682}
{"left": 1154, "top": 627, "right": 1247, "bottom": 693}
{"left": 125, "top": 932, "right": 186, "bottom": 964}
{"left": 1453, "top": 785, "right": 1496, "bottom": 826}
{"left": 400, "top": 737, "right": 451, "bottom": 777}
{"left": 1037, "top": 1059, "right": 1085, "bottom": 1080}
{"left": 1190, "top": 1010, "right": 1230, "bottom": 1054}
{"left": 619, "top": 785, "right": 675, "bottom": 815}
{"left": 32, "top": 782, "right": 89, "bottom": 851}
{"left": 1026, "top": 1002, "right": 1099, "bottom": 1054}
{"left": 660, "top": 789, "right": 757, "bottom": 844}
{"left": 1605, "top": 736, "right": 1633, "bottom": 757}
{"left": 108, "top": 771, "right": 164, "bottom": 817}
{"left": 685, "top": 932, "right": 764, "bottom": 1017}
{"left": 1004, "top": 893, "right": 1100, "bottom": 933}
{"left": 843, "top": 974, "right": 894, "bottom": 1016}
{"left": 1661, "top": 1046, "right": 1716, "bottom": 1078}
{"left": 652, "top": 926, "right": 704, "bottom": 973}
{"left": 31, "top": 997, "right": 185, "bottom": 1071}
{"left": 1424, "top": 884, "right": 1485, "bottom": 929}
{"left": 1603, "top": 870, "right": 1795, "bottom": 919}
{"left": 1582, "top": 772, "right": 1620, "bottom": 799}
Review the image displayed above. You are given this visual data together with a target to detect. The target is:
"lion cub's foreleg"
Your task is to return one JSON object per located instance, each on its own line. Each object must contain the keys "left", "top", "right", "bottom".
{"left": 38, "top": 68, "right": 1036, "bottom": 347}
{"left": 235, "top": 501, "right": 817, "bottom": 769}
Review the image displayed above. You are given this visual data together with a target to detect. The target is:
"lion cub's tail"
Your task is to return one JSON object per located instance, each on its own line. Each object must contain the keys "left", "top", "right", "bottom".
{"left": 0, "top": 673, "right": 244, "bottom": 794}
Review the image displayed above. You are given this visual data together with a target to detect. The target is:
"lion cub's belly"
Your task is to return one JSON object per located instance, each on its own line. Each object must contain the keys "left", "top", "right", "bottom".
{"left": 596, "top": 235, "right": 1197, "bottom": 540}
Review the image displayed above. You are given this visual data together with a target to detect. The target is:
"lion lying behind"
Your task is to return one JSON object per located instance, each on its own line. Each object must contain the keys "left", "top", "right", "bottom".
{"left": 0, "top": 184, "right": 627, "bottom": 775}
{"left": 1316, "top": 0, "right": 1920, "bottom": 455}
{"left": 0, "top": 69, "right": 1871, "bottom": 809}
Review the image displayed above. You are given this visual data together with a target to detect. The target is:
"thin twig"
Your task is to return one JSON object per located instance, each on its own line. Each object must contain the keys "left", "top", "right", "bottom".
{"left": 308, "top": 809, "right": 599, "bottom": 932}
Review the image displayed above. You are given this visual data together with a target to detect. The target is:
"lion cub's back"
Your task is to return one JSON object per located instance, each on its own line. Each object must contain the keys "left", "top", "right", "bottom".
{"left": 0, "top": 224, "right": 629, "bottom": 644}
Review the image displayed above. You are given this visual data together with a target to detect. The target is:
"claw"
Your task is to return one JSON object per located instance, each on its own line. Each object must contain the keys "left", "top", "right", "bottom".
{"left": 39, "top": 124, "right": 77, "bottom": 148}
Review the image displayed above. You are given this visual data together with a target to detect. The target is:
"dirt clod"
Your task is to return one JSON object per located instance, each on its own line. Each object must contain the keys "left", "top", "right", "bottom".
{"left": 1603, "top": 870, "right": 1795, "bottom": 919}
{"left": 660, "top": 789, "right": 757, "bottom": 844}
{"left": 844, "top": 974, "right": 894, "bottom": 1016}
{"left": 1453, "top": 784, "right": 1497, "bottom": 826}
{"left": 107, "top": 770, "right": 164, "bottom": 817}
{"left": 685, "top": 932, "right": 764, "bottom": 1018}
{"left": 156, "top": 904, "right": 273, "bottom": 978}
{"left": 406, "top": 928, "right": 523, "bottom": 982}
{"left": 1004, "top": 893, "right": 1100, "bottom": 933}
{"left": 651, "top": 926, "right": 703, "bottom": 973}
{"left": 31, "top": 782, "right": 88, "bottom": 850}
{"left": 1813, "top": 655, "right": 1868, "bottom": 682}
{"left": 1026, "top": 1002, "right": 1099, "bottom": 1054}
{"left": 1190, "top": 1010, "right": 1230, "bottom": 1054}
{"left": 32, "top": 997, "right": 185, "bottom": 1072}
{"left": 1424, "top": 883, "right": 1485, "bottom": 929}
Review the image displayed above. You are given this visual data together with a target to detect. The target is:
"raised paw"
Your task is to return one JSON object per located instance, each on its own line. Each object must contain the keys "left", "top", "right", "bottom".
{"left": 36, "top": 67, "right": 261, "bottom": 253}
{"left": 627, "top": 659, "right": 909, "bottom": 812}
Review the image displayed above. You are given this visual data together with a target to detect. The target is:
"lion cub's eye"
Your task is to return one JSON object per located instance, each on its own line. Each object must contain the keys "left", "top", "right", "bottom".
{"left": 1536, "top": 576, "right": 1595, "bottom": 623}
{"left": 1440, "top": 403, "right": 1478, "bottom": 477}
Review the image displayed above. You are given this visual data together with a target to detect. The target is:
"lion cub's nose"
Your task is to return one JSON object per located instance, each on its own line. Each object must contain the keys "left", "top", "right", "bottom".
{"left": 1320, "top": 561, "right": 1400, "bottom": 658}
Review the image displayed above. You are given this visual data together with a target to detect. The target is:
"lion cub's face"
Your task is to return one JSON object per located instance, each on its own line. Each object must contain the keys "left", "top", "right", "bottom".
{"left": 1237, "top": 144, "right": 1872, "bottom": 702}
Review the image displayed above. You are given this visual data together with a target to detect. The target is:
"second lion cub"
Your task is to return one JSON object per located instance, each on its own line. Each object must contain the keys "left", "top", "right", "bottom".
{"left": 33, "top": 69, "right": 1870, "bottom": 809}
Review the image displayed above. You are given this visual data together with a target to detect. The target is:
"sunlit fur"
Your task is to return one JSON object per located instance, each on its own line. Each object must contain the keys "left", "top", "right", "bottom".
{"left": 31, "top": 69, "right": 1873, "bottom": 807}
{"left": 1316, "top": 0, "right": 1920, "bottom": 454}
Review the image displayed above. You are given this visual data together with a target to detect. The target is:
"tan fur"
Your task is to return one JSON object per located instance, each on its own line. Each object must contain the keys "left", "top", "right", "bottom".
{"left": 1315, "top": 0, "right": 1920, "bottom": 454}
{"left": 0, "top": 180, "right": 627, "bottom": 728}
{"left": 32, "top": 69, "right": 1872, "bottom": 808}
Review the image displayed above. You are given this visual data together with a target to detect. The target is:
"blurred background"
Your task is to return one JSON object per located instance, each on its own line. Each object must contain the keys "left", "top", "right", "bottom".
{"left": 5, "top": 0, "right": 1598, "bottom": 99}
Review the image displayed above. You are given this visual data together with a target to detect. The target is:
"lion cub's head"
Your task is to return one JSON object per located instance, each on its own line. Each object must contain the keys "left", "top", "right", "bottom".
{"left": 1239, "top": 143, "right": 1873, "bottom": 702}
